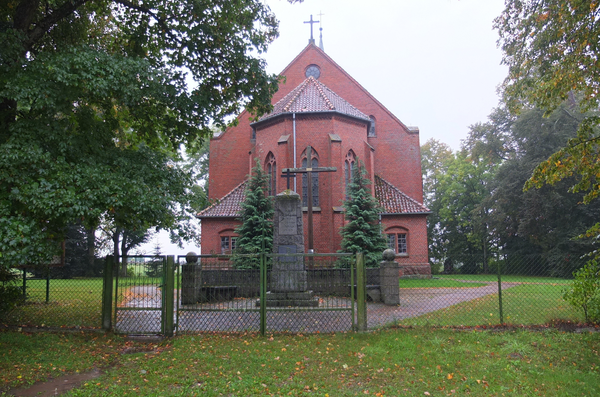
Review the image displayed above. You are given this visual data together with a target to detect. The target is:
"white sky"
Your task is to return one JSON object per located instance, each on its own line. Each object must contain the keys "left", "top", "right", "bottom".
{"left": 264, "top": 0, "right": 508, "bottom": 150}
{"left": 140, "top": 0, "right": 509, "bottom": 257}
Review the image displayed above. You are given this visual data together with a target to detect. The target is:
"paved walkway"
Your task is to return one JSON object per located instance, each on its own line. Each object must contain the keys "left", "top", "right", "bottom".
{"left": 114, "top": 282, "right": 520, "bottom": 334}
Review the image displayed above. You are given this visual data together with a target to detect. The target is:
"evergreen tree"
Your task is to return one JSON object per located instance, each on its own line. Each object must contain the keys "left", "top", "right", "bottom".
{"left": 145, "top": 239, "right": 163, "bottom": 278}
{"left": 339, "top": 162, "right": 387, "bottom": 268}
{"left": 233, "top": 160, "right": 274, "bottom": 269}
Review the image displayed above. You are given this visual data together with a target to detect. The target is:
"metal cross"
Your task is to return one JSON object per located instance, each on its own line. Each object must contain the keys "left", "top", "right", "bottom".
{"left": 281, "top": 146, "right": 336, "bottom": 252}
{"left": 304, "top": 15, "right": 319, "bottom": 42}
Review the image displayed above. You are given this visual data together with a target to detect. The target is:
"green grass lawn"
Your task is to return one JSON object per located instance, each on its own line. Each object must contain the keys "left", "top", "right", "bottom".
{"left": 400, "top": 278, "right": 488, "bottom": 288}
{"left": 438, "top": 274, "right": 571, "bottom": 284}
{"left": 1, "top": 328, "right": 598, "bottom": 396}
{"left": 400, "top": 283, "right": 585, "bottom": 327}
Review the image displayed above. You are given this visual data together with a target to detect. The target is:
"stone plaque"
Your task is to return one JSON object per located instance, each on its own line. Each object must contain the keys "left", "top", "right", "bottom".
{"left": 278, "top": 245, "right": 297, "bottom": 261}
{"left": 279, "top": 209, "right": 296, "bottom": 235}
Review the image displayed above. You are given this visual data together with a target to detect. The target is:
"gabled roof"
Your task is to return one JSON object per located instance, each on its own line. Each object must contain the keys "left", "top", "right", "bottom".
{"left": 275, "top": 44, "right": 413, "bottom": 132}
{"left": 197, "top": 180, "right": 247, "bottom": 218}
{"left": 254, "top": 76, "right": 370, "bottom": 124}
{"left": 197, "top": 176, "right": 429, "bottom": 218}
{"left": 374, "top": 176, "right": 430, "bottom": 214}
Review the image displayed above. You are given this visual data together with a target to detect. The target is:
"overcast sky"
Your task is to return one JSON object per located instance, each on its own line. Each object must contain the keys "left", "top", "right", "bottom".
{"left": 144, "top": 0, "right": 509, "bottom": 256}
{"left": 263, "top": 0, "right": 509, "bottom": 151}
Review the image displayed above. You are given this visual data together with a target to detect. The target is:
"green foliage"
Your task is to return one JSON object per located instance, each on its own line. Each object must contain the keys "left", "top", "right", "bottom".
{"left": 496, "top": 1, "right": 600, "bottom": 240}
{"left": 0, "top": 0, "right": 281, "bottom": 269}
{"left": 0, "top": 266, "right": 23, "bottom": 315}
{"left": 233, "top": 160, "right": 274, "bottom": 269}
{"left": 563, "top": 259, "right": 600, "bottom": 323}
{"left": 339, "top": 162, "right": 387, "bottom": 268}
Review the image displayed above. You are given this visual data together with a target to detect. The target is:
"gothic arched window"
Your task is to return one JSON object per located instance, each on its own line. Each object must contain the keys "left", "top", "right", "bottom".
{"left": 345, "top": 151, "right": 356, "bottom": 199}
{"left": 302, "top": 156, "right": 319, "bottom": 207}
{"left": 368, "top": 116, "right": 376, "bottom": 137}
{"left": 265, "top": 152, "right": 276, "bottom": 196}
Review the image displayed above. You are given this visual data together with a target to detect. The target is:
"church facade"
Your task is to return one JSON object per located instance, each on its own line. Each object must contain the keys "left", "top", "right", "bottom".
{"left": 198, "top": 43, "right": 431, "bottom": 276}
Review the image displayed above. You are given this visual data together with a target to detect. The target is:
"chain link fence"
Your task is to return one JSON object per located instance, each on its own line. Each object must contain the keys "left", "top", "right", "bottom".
{"left": 1, "top": 252, "right": 594, "bottom": 333}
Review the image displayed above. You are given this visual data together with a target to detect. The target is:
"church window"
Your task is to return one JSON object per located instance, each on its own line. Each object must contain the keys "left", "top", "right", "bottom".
{"left": 302, "top": 157, "right": 319, "bottom": 207}
{"left": 220, "top": 236, "right": 238, "bottom": 254}
{"left": 387, "top": 232, "right": 407, "bottom": 254}
{"left": 265, "top": 153, "right": 276, "bottom": 196}
{"left": 345, "top": 151, "right": 356, "bottom": 199}
{"left": 368, "top": 116, "right": 376, "bottom": 137}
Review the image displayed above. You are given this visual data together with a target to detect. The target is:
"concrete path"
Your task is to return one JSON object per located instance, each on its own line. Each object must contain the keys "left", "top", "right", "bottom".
{"left": 114, "top": 282, "right": 519, "bottom": 334}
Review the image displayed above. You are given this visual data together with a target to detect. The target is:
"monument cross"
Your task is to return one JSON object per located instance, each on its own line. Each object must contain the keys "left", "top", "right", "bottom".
{"left": 304, "top": 15, "right": 319, "bottom": 43}
{"left": 281, "top": 146, "right": 336, "bottom": 251}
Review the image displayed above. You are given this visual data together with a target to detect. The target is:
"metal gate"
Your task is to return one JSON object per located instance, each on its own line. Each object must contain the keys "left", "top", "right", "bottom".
{"left": 176, "top": 252, "right": 364, "bottom": 334}
{"left": 102, "top": 253, "right": 366, "bottom": 335}
{"left": 112, "top": 255, "right": 175, "bottom": 335}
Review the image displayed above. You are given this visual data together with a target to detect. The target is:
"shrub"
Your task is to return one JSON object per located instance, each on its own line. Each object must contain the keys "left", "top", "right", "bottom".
{"left": 563, "top": 259, "right": 600, "bottom": 323}
{"left": 0, "top": 267, "right": 24, "bottom": 315}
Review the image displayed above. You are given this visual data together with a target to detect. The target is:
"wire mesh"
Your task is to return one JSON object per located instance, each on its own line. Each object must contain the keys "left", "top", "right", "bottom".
{"left": 113, "top": 256, "right": 165, "bottom": 334}
{"left": 176, "top": 253, "right": 356, "bottom": 333}
{"left": 1, "top": 252, "right": 592, "bottom": 334}
{"left": 0, "top": 265, "right": 103, "bottom": 328}
{"left": 366, "top": 255, "right": 586, "bottom": 329}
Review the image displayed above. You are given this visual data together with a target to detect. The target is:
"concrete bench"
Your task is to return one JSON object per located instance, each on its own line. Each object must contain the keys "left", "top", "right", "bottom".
{"left": 199, "top": 286, "right": 238, "bottom": 303}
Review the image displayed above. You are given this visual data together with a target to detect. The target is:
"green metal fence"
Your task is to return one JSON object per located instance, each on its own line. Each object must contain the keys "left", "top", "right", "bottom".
{"left": 1, "top": 252, "right": 593, "bottom": 334}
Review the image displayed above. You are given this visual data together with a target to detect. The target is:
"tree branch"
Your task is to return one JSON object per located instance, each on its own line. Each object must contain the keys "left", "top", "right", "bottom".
{"left": 25, "top": 0, "right": 90, "bottom": 51}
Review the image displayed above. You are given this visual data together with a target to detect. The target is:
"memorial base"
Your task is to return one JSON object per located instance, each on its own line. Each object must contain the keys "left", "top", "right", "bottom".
{"left": 257, "top": 291, "right": 319, "bottom": 307}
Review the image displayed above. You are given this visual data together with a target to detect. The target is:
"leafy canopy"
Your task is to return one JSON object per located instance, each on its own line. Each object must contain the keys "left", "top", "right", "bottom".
{"left": 495, "top": 1, "right": 600, "bottom": 205}
{"left": 0, "top": 0, "right": 286, "bottom": 266}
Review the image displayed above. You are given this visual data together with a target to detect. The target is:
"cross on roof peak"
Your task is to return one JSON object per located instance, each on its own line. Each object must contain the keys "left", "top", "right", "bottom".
{"left": 304, "top": 14, "right": 319, "bottom": 45}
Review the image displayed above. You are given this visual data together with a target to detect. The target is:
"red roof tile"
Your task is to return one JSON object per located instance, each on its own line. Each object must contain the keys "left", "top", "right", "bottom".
{"left": 198, "top": 176, "right": 429, "bottom": 218}
{"left": 374, "top": 175, "right": 430, "bottom": 214}
{"left": 197, "top": 180, "right": 247, "bottom": 218}
{"left": 258, "top": 76, "right": 370, "bottom": 123}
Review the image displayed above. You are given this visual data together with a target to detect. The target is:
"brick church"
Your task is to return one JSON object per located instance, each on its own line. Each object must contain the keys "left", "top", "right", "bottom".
{"left": 198, "top": 39, "right": 431, "bottom": 276}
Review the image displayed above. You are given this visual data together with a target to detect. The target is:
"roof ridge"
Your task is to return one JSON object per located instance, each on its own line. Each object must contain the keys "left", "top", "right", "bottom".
{"left": 282, "top": 78, "right": 310, "bottom": 112}
{"left": 197, "top": 179, "right": 247, "bottom": 216}
{"left": 314, "top": 78, "right": 335, "bottom": 110}
{"left": 375, "top": 175, "right": 430, "bottom": 212}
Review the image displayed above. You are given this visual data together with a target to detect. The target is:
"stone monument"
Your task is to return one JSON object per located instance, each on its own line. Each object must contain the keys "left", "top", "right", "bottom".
{"left": 379, "top": 249, "right": 400, "bottom": 305}
{"left": 266, "top": 190, "right": 318, "bottom": 307}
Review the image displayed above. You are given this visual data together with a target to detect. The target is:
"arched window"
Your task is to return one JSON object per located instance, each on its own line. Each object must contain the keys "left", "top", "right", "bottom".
{"left": 368, "top": 116, "right": 376, "bottom": 137}
{"left": 265, "top": 152, "right": 276, "bottom": 196}
{"left": 302, "top": 155, "right": 319, "bottom": 207}
{"left": 345, "top": 150, "right": 356, "bottom": 199}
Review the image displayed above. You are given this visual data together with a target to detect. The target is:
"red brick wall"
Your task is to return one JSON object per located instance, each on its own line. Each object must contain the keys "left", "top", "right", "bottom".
{"left": 203, "top": 44, "right": 428, "bottom": 265}
{"left": 200, "top": 218, "right": 241, "bottom": 255}
{"left": 381, "top": 214, "right": 430, "bottom": 276}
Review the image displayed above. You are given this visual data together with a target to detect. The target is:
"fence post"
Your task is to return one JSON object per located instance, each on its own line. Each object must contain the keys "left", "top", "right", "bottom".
{"left": 163, "top": 255, "right": 175, "bottom": 337}
{"left": 22, "top": 268, "right": 27, "bottom": 299}
{"left": 45, "top": 265, "right": 50, "bottom": 303}
{"left": 101, "top": 256, "right": 114, "bottom": 331}
{"left": 497, "top": 253, "right": 504, "bottom": 324}
{"left": 260, "top": 253, "right": 267, "bottom": 336}
{"left": 356, "top": 253, "right": 367, "bottom": 332}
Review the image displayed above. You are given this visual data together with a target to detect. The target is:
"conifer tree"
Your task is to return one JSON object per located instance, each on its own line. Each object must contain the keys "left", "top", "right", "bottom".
{"left": 233, "top": 159, "right": 274, "bottom": 269}
{"left": 340, "top": 162, "right": 387, "bottom": 267}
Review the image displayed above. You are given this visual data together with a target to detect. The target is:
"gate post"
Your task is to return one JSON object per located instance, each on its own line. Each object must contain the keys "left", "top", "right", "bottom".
{"left": 260, "top": 253, "right": 267, "bottom": 336}
{"left": 101, "top": 256, "right": 114, "bottom": 331}
{"left": 163, "top": 256, "right": 175, "bottom": 337}
{"left": 356, "top": 253, "right": 367, "bottom": 332}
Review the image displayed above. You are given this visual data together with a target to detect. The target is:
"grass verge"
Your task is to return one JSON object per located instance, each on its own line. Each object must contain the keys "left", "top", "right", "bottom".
{"left": 1, "top": 328, "right": 598, "bottom": 396}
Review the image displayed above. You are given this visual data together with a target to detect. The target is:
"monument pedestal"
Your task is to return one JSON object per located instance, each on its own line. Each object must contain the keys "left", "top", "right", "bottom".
{"left": 264, "top": 190, "right": 319, "bottom": 308}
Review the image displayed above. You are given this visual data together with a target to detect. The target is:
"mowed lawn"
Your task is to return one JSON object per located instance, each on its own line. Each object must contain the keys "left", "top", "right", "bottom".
{"left": 1, "top": 328, "right": 598, "bottom": 396}
{"left": 397, "top": 275, "right": 582, "bottom": 327}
